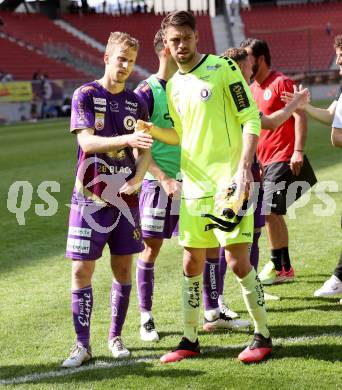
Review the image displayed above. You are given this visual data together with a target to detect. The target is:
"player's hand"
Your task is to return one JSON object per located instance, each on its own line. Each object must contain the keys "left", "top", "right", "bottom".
{"left": 119, "top": 176, "right": 142, "bottom": 195}
{"left": 160, "top": 177, "right": 182, "bottom": 199}
{"left": 232, "top": 167, "right": 254, "bottom": 203}
{"left": 290, "top": 150, "right": 304, "bottom": 176}
{"left": 281, "top": 84, "right": 311, "bottom": 108}
{"left": 135, "top": 119, "right": 153, "bottom": 133}
{"left": 126, "top": 131, "right": 153, "bottom": 149}
{"left": 292, "top": 86, "right": 310, "bottom": 111}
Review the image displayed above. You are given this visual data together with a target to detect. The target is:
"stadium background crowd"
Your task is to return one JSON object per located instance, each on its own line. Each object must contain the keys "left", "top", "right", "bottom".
{"left": 0, "top": 0, "right": 341, "bottom": 124}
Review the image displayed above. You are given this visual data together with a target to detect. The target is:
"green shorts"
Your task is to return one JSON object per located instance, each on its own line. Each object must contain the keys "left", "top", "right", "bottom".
{"left": 179, "top": 197, "right": 254, "bottom": 248}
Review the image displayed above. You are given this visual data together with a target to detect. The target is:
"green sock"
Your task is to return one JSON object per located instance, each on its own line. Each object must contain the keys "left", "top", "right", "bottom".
{"left": 237, "top": 268, "right": 270, "bottom": 338}
{"left": 182, "top": 274, "right": 202, "bottom": 343}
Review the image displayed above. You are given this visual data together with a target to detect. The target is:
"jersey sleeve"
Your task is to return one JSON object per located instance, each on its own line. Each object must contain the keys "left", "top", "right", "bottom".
{"left": 166, "top": 82, "right": 183, "bottom": 138}
{"left": 138, "top": 95, "right": 150, "bottom": 122}
{"left": 222, "top": 59, "right": 260, "bottom": 136}
{"left": 134, "top": 81, "right": 154, "bottom": 118}
{"left": 332, "top": 93, "right": 342, "bottom": 129}
{"left": 277, "top": 76, "right": 295, "bottom": 95}
{"left": 70, "top": 87, "right": 95, "bottom": 133}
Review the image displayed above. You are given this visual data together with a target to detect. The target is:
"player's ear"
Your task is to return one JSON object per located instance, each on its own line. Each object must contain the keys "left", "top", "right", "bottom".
{"left": 104, "top": 53, "right": 109, "bottom": 65}
{"left": 195, "top": 31, "right": 199, "bottom": 44}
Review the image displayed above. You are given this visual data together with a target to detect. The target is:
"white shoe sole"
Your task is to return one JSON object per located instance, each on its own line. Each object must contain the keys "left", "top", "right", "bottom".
{"left": 314, "top": 289, "right": 342, "bottom": 297}
{"left": 203, "top": 320, "right": 251, "bottom": 332}
{"left": 111, "top": 350, "right": 131, "bottom": 359}
{"left": 62, "top": 354, "right": 91, "bottom": 368}
{"left": 140, "top": 333, "right": 159, "bottom": 342}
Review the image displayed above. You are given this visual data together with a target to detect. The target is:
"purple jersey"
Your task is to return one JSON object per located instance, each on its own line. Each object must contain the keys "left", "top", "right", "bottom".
{"left": 134, "top": 78, "right": 167, "bottom": 117}
{"left": 70, "top": 81, "right": 149, "bottom": 207}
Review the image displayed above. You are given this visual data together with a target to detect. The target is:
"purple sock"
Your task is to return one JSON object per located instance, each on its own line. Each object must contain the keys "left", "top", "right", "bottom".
{"left": 136, "top": 258, "right": 154, "bottom": 313}
{"left": 109, "top": 281, "right": 132, "bottom": 339}
{"left": 250, "top": 231, "right": 261, "bottom": 271}
{"left": 218, "top": 248, "right": 227, "bottom": 296}
{"left": 71, "top": 286, "right": 93, "bottom": 349}
{"left": 203, "top": 257, "right": 220, "bottom": 310}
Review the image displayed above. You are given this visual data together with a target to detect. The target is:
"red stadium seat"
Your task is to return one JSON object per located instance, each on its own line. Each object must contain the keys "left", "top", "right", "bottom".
{"left": 240, "top": 2, "right": 342, "bottom": 73}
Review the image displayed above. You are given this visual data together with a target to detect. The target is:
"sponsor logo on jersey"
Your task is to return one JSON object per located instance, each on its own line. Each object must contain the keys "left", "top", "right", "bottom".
{"left": 106, "top": 149, "right": 126, "bottom": 160}
{"left": 206, "top": 63, "right": 221, "bottom": 71}
{"left": 263, "top": 89, "right": 272, "bottom": 101}
{"left": 68, "top": 226, "right": 92, "bottom": 238}
{"left": 125, "top": 100, "right": 138, "bottom": 107}
{"left": 200, "top": 75, "right": 210, "bottom": 81}
{"left": 123, "top": 115, "right": 136, "bottom": 131}
{"left": 81, "top": 86, "right": 96, "bottom": 93}
{"left": 110, "top": 166, "right": 132, "bottom": 174}
{"left": 93, "top": 97, "right": 106, "bottom": 105}
{"left": 125, "top": 105, "right": 138, "bottom": 114}
{"left": 109, "top": 101, "right": 119, "bottom": 112}
{"left": 95, "top": 106, "right": 106, "bottom": 112}
{"left": 229, "top": 81, "right": 250, "bottom": 112}
{"left": 95, "top": 112, "right": 105, "bottom": 131}
{"left": 200, "top": 87, "right": 212, "bottom": 101}
{"left": 77, "top": 105, "right": 86, "bottom": 124}
{"left": 97, "top": 163, "right": 132, "bottom": 174}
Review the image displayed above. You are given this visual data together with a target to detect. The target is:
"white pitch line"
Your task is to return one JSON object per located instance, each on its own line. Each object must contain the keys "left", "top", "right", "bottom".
{"left": 1, "top": 332, "right": 342, "bottom": 386}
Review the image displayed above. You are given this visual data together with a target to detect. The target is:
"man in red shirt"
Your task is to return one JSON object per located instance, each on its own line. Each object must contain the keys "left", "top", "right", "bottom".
{"left": 240, "top": 38, "right": 307, "bottom": 285}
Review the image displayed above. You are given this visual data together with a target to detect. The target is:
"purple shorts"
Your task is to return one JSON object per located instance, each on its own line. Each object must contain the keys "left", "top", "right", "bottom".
{"left": 66, "top": 202, "right": 144, "bottom": 260}
{"left": 139, "top": 180, "right": 180, "bottom": 239}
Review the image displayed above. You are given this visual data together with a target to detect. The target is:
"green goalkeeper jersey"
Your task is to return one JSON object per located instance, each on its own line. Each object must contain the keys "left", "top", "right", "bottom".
{"left": 166, "top": 54, "right": 260, "bottom": 199}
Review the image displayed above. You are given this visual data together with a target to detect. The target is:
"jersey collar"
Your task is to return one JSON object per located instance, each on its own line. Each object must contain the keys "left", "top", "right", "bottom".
{"left": 178, "top": 54, "right": 209, "bottom": 75}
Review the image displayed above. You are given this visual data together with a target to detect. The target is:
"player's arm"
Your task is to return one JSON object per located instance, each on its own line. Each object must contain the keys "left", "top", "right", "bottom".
{"left": 282, "top": 86, "right": 336, "bottom": 125}
{"left": 280, "top": 79, "right": 307, "bottom": 176}
{"left": 148, "top": 158, "right": 181, "bottom": 197}
{"left": 331, "top": 128, "right": 342, "bottom": 148}
{"left": 119, "top": 148, "right": 152, "bottom": 194}
{"left": 331, "top": 94, "right": 342, "bottom": 148}
{"left": 262, "top": 88, "right": 309, "bottom": 130}
{"left": 304, "top": 101, "right": 336, "bottom": 125}
{"left": 76, "top": 128, "right": 153, "bottom": 153}
{"left": 135, "top": 120, "right": 180, "bottom": 145}
{"left": 223, "top": 60, "right": 260, "bottom": 198}
{"left": 234, "top": 133, "right": 259, "bottom": 201}
{"left": 290, "top": 109, "right": 307, "bottom": 176}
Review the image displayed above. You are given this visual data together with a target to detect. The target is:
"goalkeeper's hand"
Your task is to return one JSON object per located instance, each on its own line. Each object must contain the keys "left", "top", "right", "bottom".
{"left": 135, "top": 119, "right": 153, "bottom": 133}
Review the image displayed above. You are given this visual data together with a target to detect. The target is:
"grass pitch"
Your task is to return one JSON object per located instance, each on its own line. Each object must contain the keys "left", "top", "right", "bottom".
{"left": 0, "top": 114, "right": 341, "bottom": 389}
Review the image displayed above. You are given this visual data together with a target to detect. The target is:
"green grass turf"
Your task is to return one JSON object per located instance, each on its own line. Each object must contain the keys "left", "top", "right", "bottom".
{"left": 0, "top": 114, "right": 341, "bottom": 389}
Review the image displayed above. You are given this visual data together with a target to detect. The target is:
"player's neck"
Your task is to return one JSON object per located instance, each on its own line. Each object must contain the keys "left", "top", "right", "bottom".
{"left": 156, "top": 61, "right": 177, "bottom": 81}
{"left": 97, "top": 76, "right": 125, "bottom": 94}
{"left": 255, "top": 68, "right": 272, "bottom": 85}
{"left": 177, "top": 52, "right": 203, "bottom": 73}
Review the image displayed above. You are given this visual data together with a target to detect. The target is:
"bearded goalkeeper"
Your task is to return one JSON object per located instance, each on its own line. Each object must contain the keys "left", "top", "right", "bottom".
{"left": 136, "top": 10, "right": 272, "bottom": 364}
